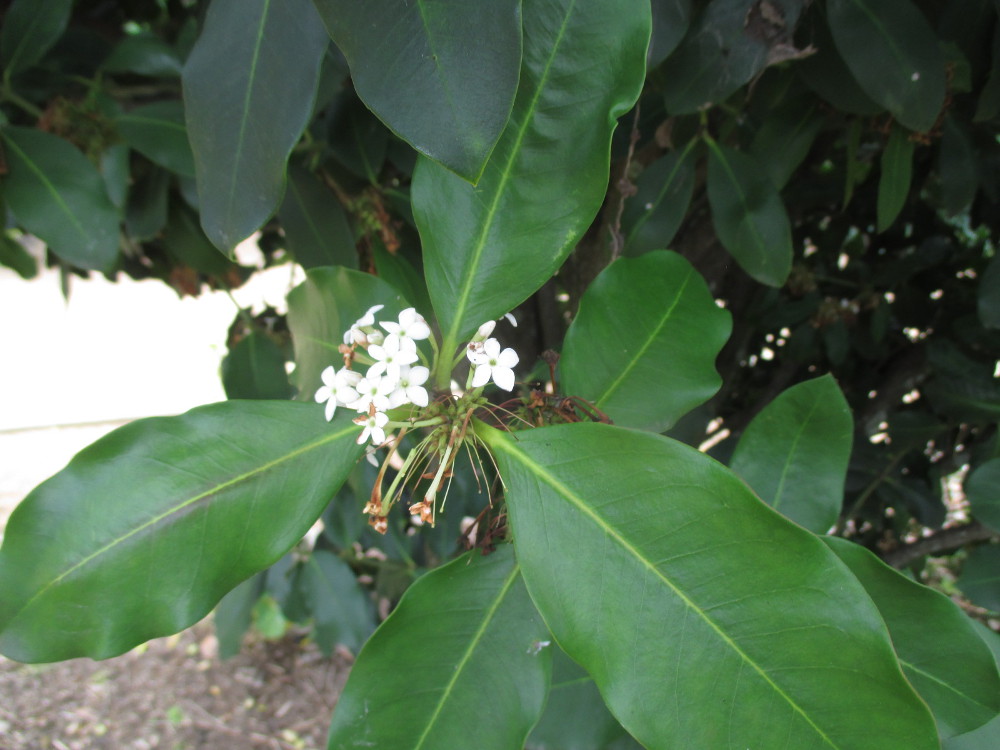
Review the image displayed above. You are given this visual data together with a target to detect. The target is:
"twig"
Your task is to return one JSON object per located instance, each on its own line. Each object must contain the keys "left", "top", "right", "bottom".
{"left": 882, "top": 521, "right": 998, "bottom": 569}
{"left": 609, "top": 101, "right": 641, "bottom": 260}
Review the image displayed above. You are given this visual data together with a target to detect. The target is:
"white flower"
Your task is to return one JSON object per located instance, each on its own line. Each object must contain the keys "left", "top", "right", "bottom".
{"left": 381, "top": 307, "right": 431, "bottom": 346}
{"left": 503, "top": 312, "right": 517, "bottom": 327}
{"left": 353, "top": 375, "right": 393, "bottom": 413}
{"left": 367, "top": 335, "right": 418, "bottom": 384}
{"left": 389, "top": 365, "right": 430, "bottom": 408}
{"left": 355, "top": 410, "right": 389, "bottom": 445}
{"left": 470, "top": 338, "right": 519, "bottom": 391}
{"left": 314, "top": 366, "right": 362, "bottom": 421}
{"left": 474, "top": 320, "right": 496, "bottom": 341}
{"left": 343, "top": 304, "right": 385, "bottom": 346}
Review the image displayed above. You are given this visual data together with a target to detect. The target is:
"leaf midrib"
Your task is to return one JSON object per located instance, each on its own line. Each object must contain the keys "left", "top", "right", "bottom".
{"left": 493, "top": 434, "right": 840, "bottom": 750}
{"left": 411, "top": 562, "right": 521, "bottom": 750}
{"left": 9, "top": 422, "right": 357, "bottom": 625}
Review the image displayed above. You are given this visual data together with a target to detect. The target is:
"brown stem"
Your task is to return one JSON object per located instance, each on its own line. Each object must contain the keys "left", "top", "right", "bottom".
{"left": 882, "top": 521, "right": 998, "bottom": 569}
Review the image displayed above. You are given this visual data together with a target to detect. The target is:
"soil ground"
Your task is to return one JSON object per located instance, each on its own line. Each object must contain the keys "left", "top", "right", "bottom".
{"left": 0, "top": 622, "right": 351, "bottom": 750}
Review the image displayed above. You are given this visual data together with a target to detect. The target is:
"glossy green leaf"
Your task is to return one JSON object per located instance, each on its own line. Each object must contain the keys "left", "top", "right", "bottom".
{"left": 479, "top": 422, "right": 939, "bottom": 750}
{"left": 278, "top": 164, "right": 356, "bottom": 269}
{"left": 221, "top": 331, "right": 293, "bottom": 401}
{"left": 730, "top": 375, "right": 853, "bottom": 533}
{"left": 214, "top": 573, "right": 265, "bottom": 659}
{"left": 0, "top": 234, "right": 37, "bottom": 279}
{"left": 116, "top": 101, "right": 196, "bottom": 177}
{"left": 661, "top": 0, "right": 808, "bottom": 114}
{"left": 312, "top": 0, "right": 521, "bottom": 182}
{"left": 527, "top": 646, "right": 641, "bottom": 750}
{"left": 101, "top": 32, "right": 183, "bottom": 77}
{"left": 326, "top": 546, "right": 551, "bottom": 750}
{"left": 414, "top": 0, "right": 650, "bottom": 374}
{"left": 100, "top": 144, "right": 130, "bottom": 210}
{"left": 827, "top": 0, "right": 946, "bottom": 133}
{"left": 966, "top": 458, "right": 1000, "bottom": 533}
{"left": 824, "top": 537, "right": 1000, "bottom": 738}
{"left": 0, "top": 0, "right": 73, "bottom": 75}
{"left": 182, "top": 0, "right": 329, "bottom": 252}
{"left": 877, "top": 125, "right": 915, "bottom": 233}
{"left": 706, "top": 141, "right": 793, "bottom": 287}
{"left": 286, "top": 266, "right": 408, "bottom": 400}
{"left": 301, "top": 549, "right": 374, "bottom": 655}
{"left": 943, "top": 624, "right": 1000, "bottom": 750}
{"left": 162, "top": 202, "right": 241, "bottom": 278}
{"left": 1, "top": 127, "right": 120, "bottom": 272}
{"left": 978, "top": 255, "right": 1000, "bottom": 329}
{"left": 750, "top": 96, "right": 826, "bottom": 189}
{"left": 561, "top": 251, "right": 731, "bottom": 432}
{"left": 0, "top": 402, "right": 364, "bottom": 662}
{"left": 326, "top": 93, "right": 389, "bottom": 183}
{"left": 622, "top": 144, "right": 697, "bottom": 255}
{"left": 958, "top": 544, "right": 1000, "bottom": 612}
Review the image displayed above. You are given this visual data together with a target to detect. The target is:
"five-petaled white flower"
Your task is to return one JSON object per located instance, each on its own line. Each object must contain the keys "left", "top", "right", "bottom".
{"left": 367, "top": 335, "right": 418, "bottom": 383}
{"left": 344, "top": 304, "right": 385, "bottom": 346}
{"left": 381, "top": 307, "right": 431, "bottom": 348}
{"left": 389, "top": 365, "right": 430, "bottom": 408}
{"left": 355, "top": 410, "right": 389, "bottom": 445}
{"left": 470, "top": 338, "right": 519, "bottom": 391}
{"left": 353, "top": 375, "right": 393, "bottom": 413}
{"left": 314, "top": 366, "right": 362, "bottom": 421}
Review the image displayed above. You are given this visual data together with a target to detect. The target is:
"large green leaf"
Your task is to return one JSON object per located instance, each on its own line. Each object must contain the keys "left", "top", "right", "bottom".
{"left": 478, "top": 422, "right": 939, "bottom": 750}
{"left": 824, "top": 537, "right": 1000, "bottom": 739}
{"left": 750, "top": 95, "right": 826, "bottom": 189}
{"left": 0, "top": 402, "right": 364, "bottom": 662}
{"left": 826, "top": 0, "right": 946, "bottom": 133}
{"left": 326, "top": 546, "right": 551, "bottom": 750}
{"left": 286, "top": 266, "right": 409, "bottom": 400}
{"left": 560, "top": 251, "right": 731, "bottom": 432}
{"left": 648, "top": 0, "right": 691, "bottom": 69}
{"left": 706, "top": 141, "right": 793, "bottom": 287}
{"left": 966, "top": 458, "right": 1000, "bottom": 533}
{"left": 1, "top": 127, "right": 120, "bottom": 272}
{"left": 278, "top": 164, "right": 356, "bottom": 269}
{"left": 958, "top": 544, "right": 1000, "bottom": 612}
{"left": 944, "top": 624, "right": 1000, "bottom": 750}
{"left": 0, "top": 0, "right": 73, "bottom": 75}
{"left": 621, "top": 144, "right": 697, "bottom": 255}
{"left": 0, "top": 234, "right": 38, "bottom": 279}
{"left": 116, "top": 101, "right": 196, "bottom": 177}
{"left": 877, "top": 125, "right": 915, "bottom": 233}
{"left": 312, "top": 0, "right": 521, "bottom": 183}
{"left": 729, "top": 375, "right": 853, "bottom": 533}
{"left": 221, "top": 331, "right": 294, "bottom": 401}
{"left": 301, "top": 549, "right": 374, "bottom": 655}
{"left": 413, "top": 0, "right": 650, "bottom": 379}
{"left": 182, "top": 0, "right": 329, "bottom": 252}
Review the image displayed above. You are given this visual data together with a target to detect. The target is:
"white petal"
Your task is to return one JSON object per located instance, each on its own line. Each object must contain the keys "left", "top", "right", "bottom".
{"left": 407, "top": 385, "right": 429, "bottom": 407}
{"left": 471, "top": 364, "right": 491, "bottom": 388}
{"left": 497, "top": 347, "right": 519, "bottom": 368}
{"left": 320, "top": 365, "right": 337, "bottom": 386}
{"left": 408, "top": 319, "right": 431, "bottom": 340}
{"left": 492, "top": 366, "right": 515, "bottom": 392}
{"left": 315, "top": 385, "right": 333, "bottom": 404}
{"left": 482, "top": 338, "right": 501, "bottom": 358}
{"left": 368, "top": 343, "right": 387, "bottom": 361}
{"left": 336, "top": 368, "right": 362, "bottom": 387}
{"left": 407, "top": 365, "right": 430, "bottom": 386}
{"left": 503, "top": 312, "right": 517, "bottom": 327}
{"left": 475, "top": 320, "right": 496, "bottom": 339}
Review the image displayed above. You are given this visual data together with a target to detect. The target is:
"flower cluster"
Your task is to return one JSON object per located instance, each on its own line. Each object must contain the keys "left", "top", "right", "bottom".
{"left": 315, "top": 305, "right": 432, "bottom": 444}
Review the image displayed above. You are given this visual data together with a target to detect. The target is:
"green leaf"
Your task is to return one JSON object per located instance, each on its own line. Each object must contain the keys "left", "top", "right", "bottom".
{"left": 221, "top": 331, "right": 294, "bottom": 401}
{"left": 301, "top": 549, "right": 374, "bottom": 655}
{"left": 967, "top": 458, "right": 1000, "bottom": 533}
{"left": 182, "top": 0, "right": 329, "bottom": 252}
{"left": 0, "top": 401, "right": 364, "bottom": 662}
{"left": 101, "top": 32, "right": 183, "bottom": 77}
{"left": 100, "top": 144, "right": 130, "bottom": 210}
{"left": 116, "top": 101, "right": 196, "bottom": 177}
{"left": 286, "top": 266, "right": 408, "bottom": 400}
{"left": 478, "top": 421, "right": 939, "bottom": 750}
{"left": 278, "top": 164, "right": 356, "bottom": 269}
{"left": 125, "top": 167, "right": 170, "bottom": 242}
{"left": 1, "top": 127, "right": 120, "bottom": 272}
{"left": 326, "top": 546, "right": 551, "bottom": 750}
{"left": 943, "top": 624, "right": 1000, "bottom": 750}
{"left": 162, "top": 202, "right": 241, "bottom": 278}
{"left": 414, "top": 0, "right": 650, "bottom": 374}
{"left": 729, "top": 375, "right": 853, "bottom": 533}
{"left": 750, "top": 96, "right": 826, "bottom": 189}
{"left": 824, "top": 537, "right": 1000, "bottom": 739}
{"left": 827, "top": 0, "right": 946, "bottom": 133}
{"left": 877, "top": 125, "right": 915, "bottom": 233}
{"left": 978, "top": 256, "right": 1000, "bottom": 329}
{"left": 621, "top": 144, "right": 697, "bottom": 255}
{"left": 648, "top": 0, "right": 691, "bottom": 69}
{"left": 312, "top": 0, "right": 522, "bottom": 182}
{"left": 560, "top": 251, "right": 731, "bottom": 432}
{"left": 958, "top": 544, "right": 1000, "bottom": 612}
{"left": 939, "top": 115, "right": 978, "bottom": 216}
{"left": 527, "top": 645, "right": 641, "bottom": 750}
{"left": 0, "top": 0, "right": 73, "bottom": 76}
{"left": 0, "top": 234, "right": 37, "bottom": 279}
{"left": 661, "top": 0, "right": 808, "bottom": 114}
{"left": 706, "top": 141, "right": 793, "bottom": 287}
{"left": 326, "top": 93, "right": 389, "bottom": 183}
{"left": 214, "top": 573, "right": 265, "bottom": 659}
